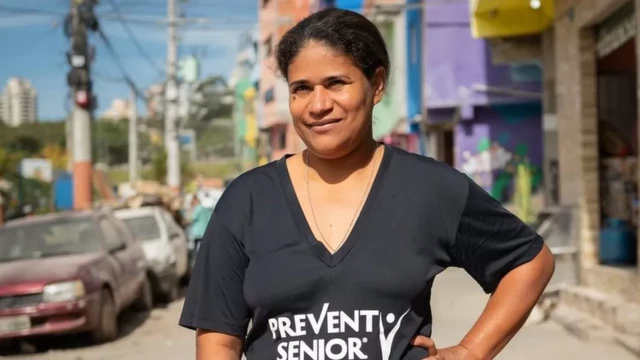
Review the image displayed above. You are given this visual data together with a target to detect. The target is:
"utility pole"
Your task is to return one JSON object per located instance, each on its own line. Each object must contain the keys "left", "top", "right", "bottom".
{"left": 0, "top": 194, "right": 4, "bottom": 228}
{"left": 66, "top": 0, "right": 98, "bottom": 210}
{"left": 165, "top": 0, "right": 181, "bottom": 192}
{"left": 128, "top": 84, "right": 139, "bottom": 184}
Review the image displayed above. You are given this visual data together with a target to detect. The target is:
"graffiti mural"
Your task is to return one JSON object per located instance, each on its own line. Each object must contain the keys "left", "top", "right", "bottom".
{"left": 455, "top": 103, "right": 543, "bottom": 221}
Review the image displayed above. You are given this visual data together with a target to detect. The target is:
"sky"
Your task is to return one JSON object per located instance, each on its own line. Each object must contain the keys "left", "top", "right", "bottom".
{"left": 0, "top": 0, "right": 258, "bottom": 121}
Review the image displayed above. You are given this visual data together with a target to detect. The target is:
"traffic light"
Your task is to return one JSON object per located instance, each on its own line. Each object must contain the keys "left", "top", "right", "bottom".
{"left": 75, "top": 90, "right": 91, "bottom": 108}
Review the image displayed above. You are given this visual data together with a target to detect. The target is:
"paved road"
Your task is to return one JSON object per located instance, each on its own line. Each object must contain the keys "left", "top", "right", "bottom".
{"left": 431, "top": 269, "right": 635, "bottom": 360}
{"left": 1, "top": 301, "right": 195, "bottom": 360}
{"left": 2, "top": 269, "right": 635, "bottom": 359}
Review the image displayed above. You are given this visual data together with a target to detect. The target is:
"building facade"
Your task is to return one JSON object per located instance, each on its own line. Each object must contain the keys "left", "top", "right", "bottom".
{"left": 0, "top": 78, "right": 37, "bottom": 127}
{"left": 258, "top": 0, "right": 312, "bottom": 161}
{"left": 231, "top": 28, "right": 261, "bottom": 170}
{"left": 424, "top": 1, "right": 544, "bottom": 216}
{"left": 365, "top": 0, "right": 410, "bottom": 141}
{"left": 471, "top": 2, "right": 640, "bottom": 345}
{"left": 360, "top": 0, "right": 424, "bottom": 152}
{"left": 552, "top": 0, "right": 640, "bottom": 303}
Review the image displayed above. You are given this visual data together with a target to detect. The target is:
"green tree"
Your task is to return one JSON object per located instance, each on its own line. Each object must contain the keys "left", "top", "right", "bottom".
{"left": 9, "top": 135, "right": 42, "bottom": 154}
{"left": 146, "top": 146, "right": 194, "bottom": 184}
{"left": 188, "top": 75, "right": 234, "bottom": 130}
{"left": 0, "top": 148, "right": 22, "bottom": 178}
{"left": 93, "top": 119, "right": 153, "bottom": 166}
{"left": 196, "top": 121, "right": 235, "bottom": 158}
{"left": 0, "top": 122, "right": 66, "bottom": 157}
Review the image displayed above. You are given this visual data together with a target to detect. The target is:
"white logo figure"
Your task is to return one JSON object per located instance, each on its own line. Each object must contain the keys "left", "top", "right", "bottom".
{"left": 379, "top": 309, "right": 410, "bottom": 360}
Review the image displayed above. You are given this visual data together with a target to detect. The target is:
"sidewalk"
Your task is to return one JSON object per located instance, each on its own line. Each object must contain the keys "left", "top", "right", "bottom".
{"left": 431, "top": 268, "right": 637, "bottom": 360}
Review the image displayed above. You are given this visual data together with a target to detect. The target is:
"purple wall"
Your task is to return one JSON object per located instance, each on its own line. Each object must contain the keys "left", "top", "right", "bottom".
{"left": 424, "top": 2, "right": 542, "bottom": 113}
{"left": 455, "top": 103, "right": 543, "bottom": 202}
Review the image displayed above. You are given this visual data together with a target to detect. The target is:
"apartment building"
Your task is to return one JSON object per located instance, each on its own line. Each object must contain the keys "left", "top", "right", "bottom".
{"left": 259, "top": 0, "right": 313, "bottom": 161}
{"left": 0, "top": 78, "right": 37, "bottom": 127}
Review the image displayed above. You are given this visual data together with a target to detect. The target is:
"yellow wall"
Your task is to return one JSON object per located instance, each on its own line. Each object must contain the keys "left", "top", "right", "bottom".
{"left": 471, "top": 0, "right": 554, "bottom": 38}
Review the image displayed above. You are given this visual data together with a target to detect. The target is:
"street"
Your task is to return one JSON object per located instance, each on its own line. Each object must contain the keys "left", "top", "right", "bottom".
{"left": 2, "top": 269, "right": 635, "bottom": 360}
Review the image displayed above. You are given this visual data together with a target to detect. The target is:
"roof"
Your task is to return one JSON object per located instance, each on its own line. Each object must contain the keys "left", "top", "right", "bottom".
{"left": 114, "top": 206, "right": 162, "bottom": 219}
{"left": 4, "top": 210, "right": 95, "bottom": 228}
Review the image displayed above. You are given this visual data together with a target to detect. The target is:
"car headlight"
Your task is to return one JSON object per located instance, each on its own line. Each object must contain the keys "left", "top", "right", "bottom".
{"left": 43, "top": 280, "right": 85, "bottom": 303}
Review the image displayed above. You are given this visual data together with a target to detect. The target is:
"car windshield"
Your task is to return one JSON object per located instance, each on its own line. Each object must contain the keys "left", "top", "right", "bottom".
{"left": 0, "top": 217, "right": 102, "bottom": 262}
{"left": 121, "top": 215, "right": 161, "bottom": 242}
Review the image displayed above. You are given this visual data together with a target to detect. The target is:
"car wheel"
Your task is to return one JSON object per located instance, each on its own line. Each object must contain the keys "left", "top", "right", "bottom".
{"left": 91, "top": 289, "right": 118, "bottom": 344}
{"left": 133, "top": 276, "right": 154, "bottom": 312}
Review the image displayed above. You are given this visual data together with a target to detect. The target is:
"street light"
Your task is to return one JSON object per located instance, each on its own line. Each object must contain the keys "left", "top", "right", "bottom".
{"left": 530, "top": 0, "right": 541, "bottom": 10}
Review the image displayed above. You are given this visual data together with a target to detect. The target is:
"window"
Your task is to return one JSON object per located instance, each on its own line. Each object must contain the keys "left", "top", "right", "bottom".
{"left": 0, "top": 218, "right": 100, "bottom": 261}
{"left": 265, "top": 87, "right": 275, "bottom": 103}
{"left": 161, "top": 210, "right": 183, "bottom": 237}
{"left": 113, "top": 219, "right": 135, "bottom": 245}
{"left": 121, "top": 215, "right": 162, "bottom": 242}
{"left": 99, "top": 218, "right": 125, "bottom": 250}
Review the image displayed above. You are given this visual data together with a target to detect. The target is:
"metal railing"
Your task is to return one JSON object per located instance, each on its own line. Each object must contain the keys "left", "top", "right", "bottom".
{"left": 535, "top": 205, "right": 581, "bottom": 292}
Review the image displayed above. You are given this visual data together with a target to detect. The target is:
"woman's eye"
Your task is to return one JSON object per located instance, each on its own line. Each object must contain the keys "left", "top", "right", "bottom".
{"left": 328, "top": 80, "right": 345, "bottom": 88}
{"left": 292, "top": 86, "right": 310, "bottom": 93}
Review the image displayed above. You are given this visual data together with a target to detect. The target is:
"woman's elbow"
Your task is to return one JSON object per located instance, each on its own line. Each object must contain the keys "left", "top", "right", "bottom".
{"left": 534, "top": 244, "right": 556, "bottom": 285}
{"left": 516, "top": 243, "right": 556, "bottom": 290}
{"left": 196, "top": 329, "right": 244, "bottom": 360}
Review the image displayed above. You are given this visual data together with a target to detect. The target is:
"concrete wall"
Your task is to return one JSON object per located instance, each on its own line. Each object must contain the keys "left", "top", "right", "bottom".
{"left": 424, "top": 1, "right": 542, "bottom": 113}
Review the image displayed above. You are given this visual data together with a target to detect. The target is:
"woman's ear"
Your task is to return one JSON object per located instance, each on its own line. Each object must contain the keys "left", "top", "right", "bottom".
{"left": 372, "top": 67, "right": 386, "bottom": 106}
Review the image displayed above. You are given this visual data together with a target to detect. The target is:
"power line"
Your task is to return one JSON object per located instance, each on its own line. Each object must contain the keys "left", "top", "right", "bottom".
{"left": 0, "top": 4, "right": 263, "bottom": 28}
{"left": 92, "top": 70, "right": 128, "bottom": 84}
{"left": 104, "top": 0, "right": 165, "bottom": 76}
{"left": 95, "top": 27, "right": 147, "bottom": 100}
{"left": 0, "top": 5, "right": 65, "bottom": 16}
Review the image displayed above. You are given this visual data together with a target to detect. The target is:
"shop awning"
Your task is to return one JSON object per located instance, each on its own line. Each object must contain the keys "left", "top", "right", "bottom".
{"left": 470, "top": 0, "right": 554, "bottom": 39}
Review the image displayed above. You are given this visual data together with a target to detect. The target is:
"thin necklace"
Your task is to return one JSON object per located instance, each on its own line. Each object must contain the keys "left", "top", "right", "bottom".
{"left": 305, "top": 145, "right": 379, "bottom": 254}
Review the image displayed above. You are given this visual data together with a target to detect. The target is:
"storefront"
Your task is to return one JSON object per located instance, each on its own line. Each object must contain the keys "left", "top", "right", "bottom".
{"left": 555, "top": 0, "right": 640, "bottom": 302}
{"left": 596, "top": 1, "right": 638, "bottom": 269}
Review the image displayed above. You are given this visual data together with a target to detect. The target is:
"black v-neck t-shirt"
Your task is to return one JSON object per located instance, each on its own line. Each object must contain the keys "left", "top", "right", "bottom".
{"left": 179, "top": 145, "right": 544, "bottom": 360}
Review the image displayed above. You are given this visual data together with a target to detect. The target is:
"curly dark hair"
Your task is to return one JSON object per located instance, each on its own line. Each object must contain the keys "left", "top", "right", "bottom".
{"left": 275, "top": 8, "right": 390, "bottom": 84}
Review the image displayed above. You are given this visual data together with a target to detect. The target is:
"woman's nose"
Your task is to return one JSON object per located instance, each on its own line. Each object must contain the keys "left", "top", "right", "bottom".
{"left": 308, "top": 87, "right": 333, "bottom": 117}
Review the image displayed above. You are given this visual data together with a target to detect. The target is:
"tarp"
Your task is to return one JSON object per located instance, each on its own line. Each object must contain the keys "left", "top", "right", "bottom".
{"left": 470, "top": 0, "right": 554, "bottom": 39}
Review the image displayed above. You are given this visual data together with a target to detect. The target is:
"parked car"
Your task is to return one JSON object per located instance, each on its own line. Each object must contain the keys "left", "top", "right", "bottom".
{"left": 114, "top": 206, "right": 189, "bottom": 302}
{"left": 0, "top": 209, "right": 153, "bottom": 344}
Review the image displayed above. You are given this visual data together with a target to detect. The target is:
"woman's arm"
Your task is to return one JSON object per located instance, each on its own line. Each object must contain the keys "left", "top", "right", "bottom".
{"left": 196, "top": 330, "right": 244, "bottom": 360}
{"left": 458, "top": 244, "right": 555, "bottom": 359}
{"left": 413, "top": 176, "right": 556, "bottom": 359}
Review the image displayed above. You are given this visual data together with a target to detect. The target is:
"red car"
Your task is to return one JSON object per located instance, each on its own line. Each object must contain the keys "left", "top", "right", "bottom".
{"left": 0, "top": 208, "right": 153, "bottom": 344}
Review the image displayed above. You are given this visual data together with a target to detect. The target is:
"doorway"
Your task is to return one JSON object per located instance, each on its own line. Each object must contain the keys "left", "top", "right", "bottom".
{"left": 596, "top": 10, "right": 638, "bottom": 268}
{"left": 425, "top": 123, "right": 455, "bottom": 167}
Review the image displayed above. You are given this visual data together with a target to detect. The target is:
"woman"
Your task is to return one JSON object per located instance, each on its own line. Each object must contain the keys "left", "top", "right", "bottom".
{"left": 180, "top": 8, "right": 555, "bottom": 360}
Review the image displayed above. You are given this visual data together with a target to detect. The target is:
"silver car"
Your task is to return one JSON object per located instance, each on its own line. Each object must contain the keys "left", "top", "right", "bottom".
{"left": 114, "top": 206, "right": 189, "bottom": 302}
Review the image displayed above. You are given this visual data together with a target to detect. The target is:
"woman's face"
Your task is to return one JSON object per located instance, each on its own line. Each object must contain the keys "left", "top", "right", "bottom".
{"left": 287, "top": 41, "right": 385, "bottom": 159}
